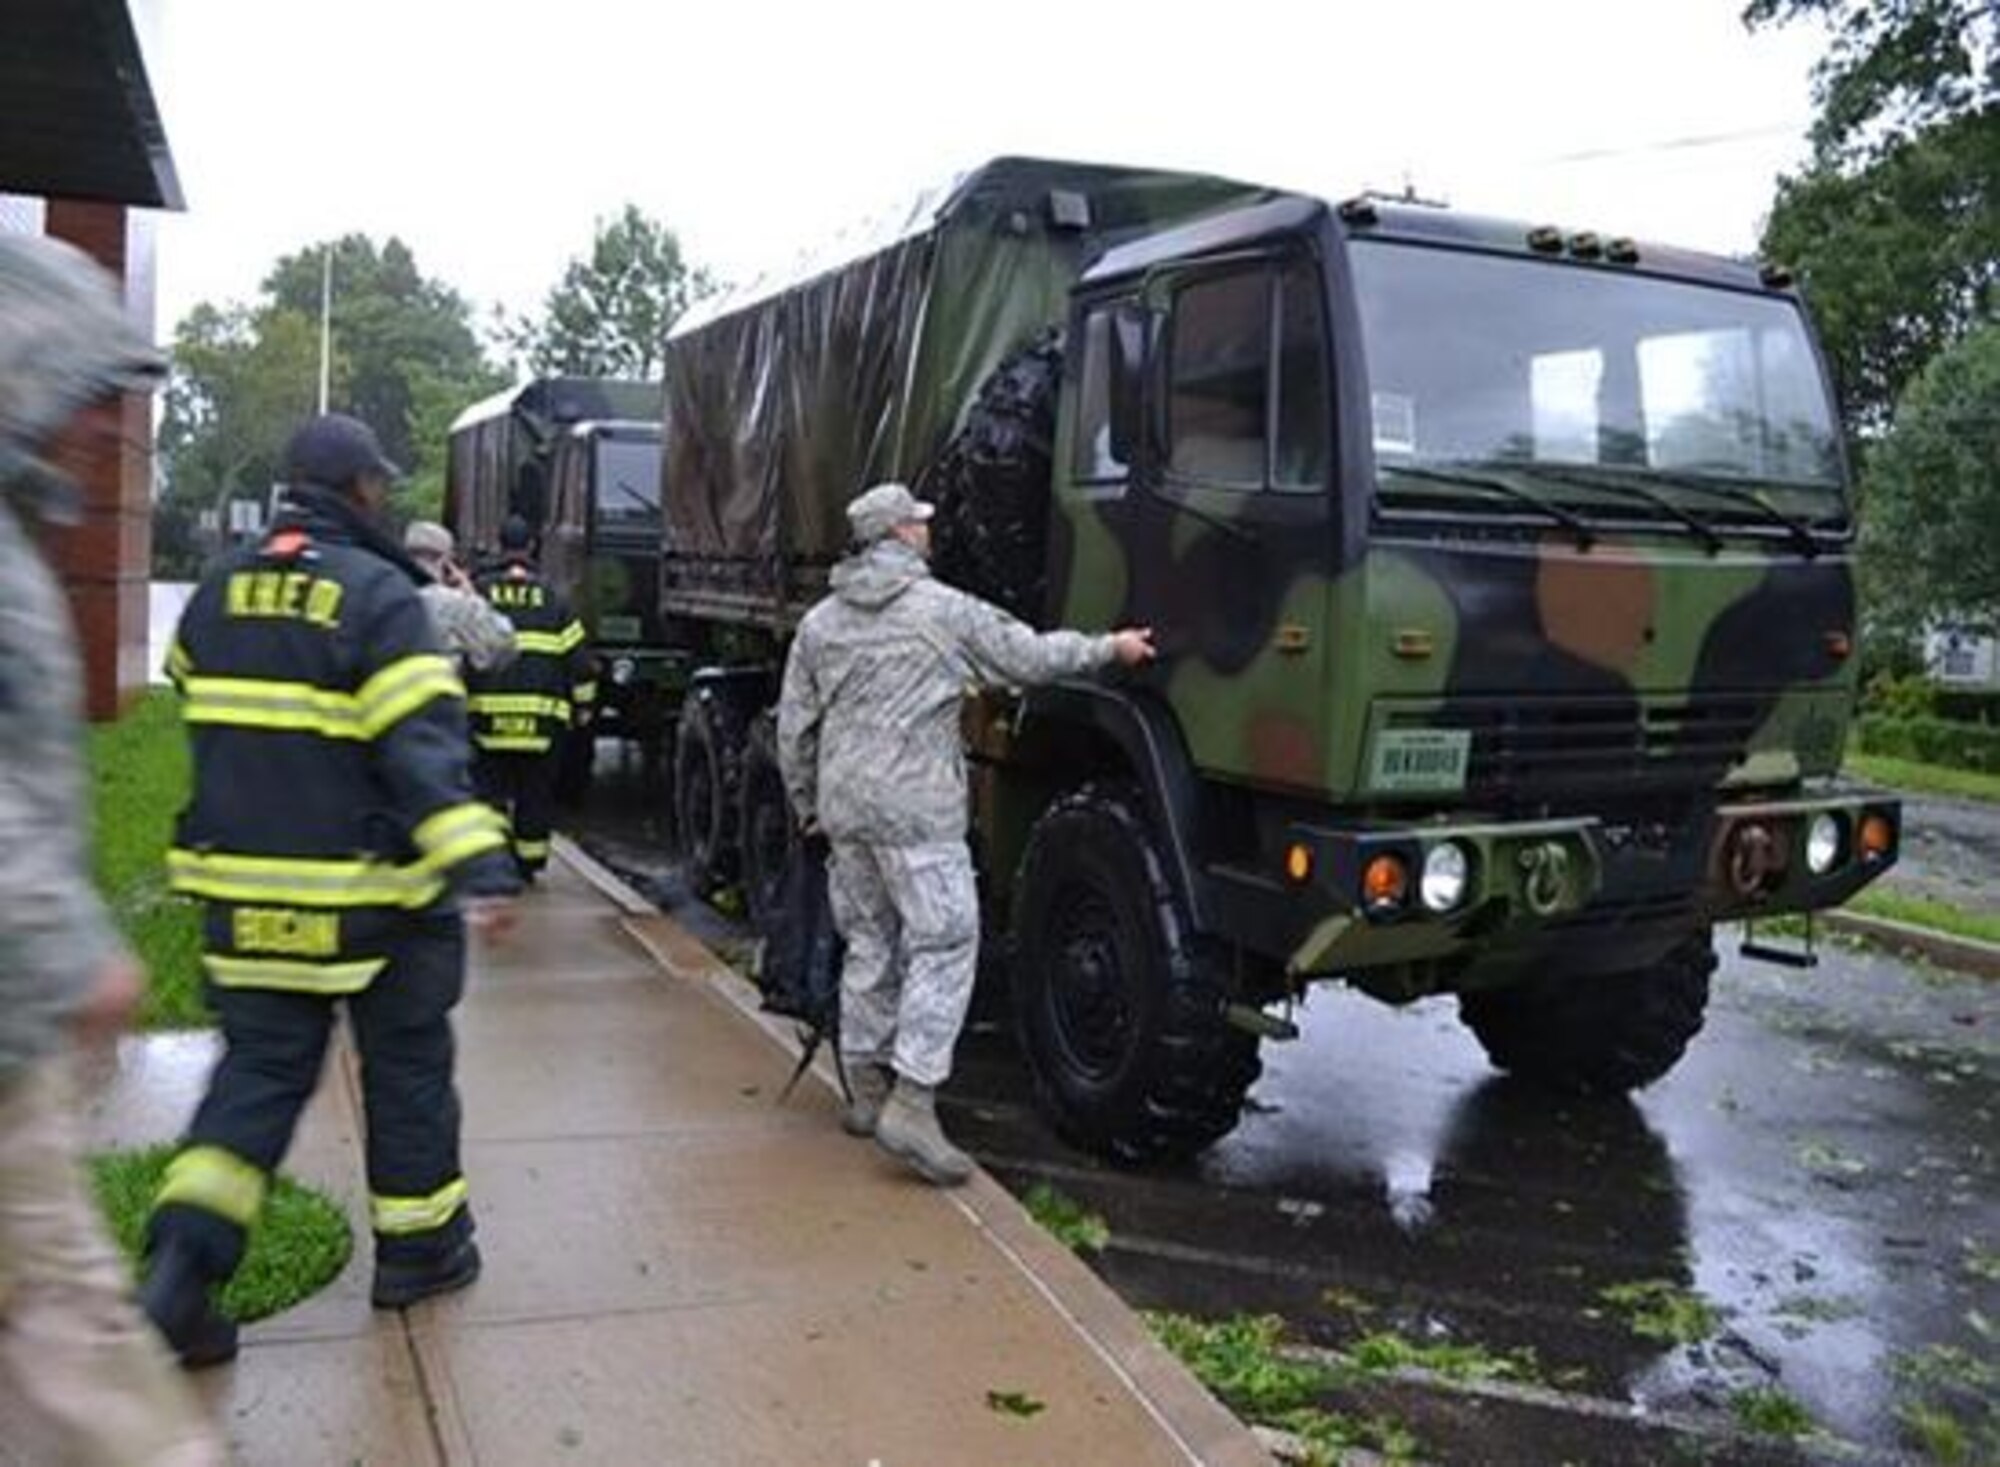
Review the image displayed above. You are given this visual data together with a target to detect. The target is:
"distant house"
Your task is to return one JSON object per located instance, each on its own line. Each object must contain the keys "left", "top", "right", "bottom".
{"left": 1, "top": 0, "right": 181, "bottom": 719}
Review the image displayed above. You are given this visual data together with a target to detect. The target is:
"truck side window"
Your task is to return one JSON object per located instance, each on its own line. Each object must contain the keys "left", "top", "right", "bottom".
{"left": 1072, "top": 307, "right": 1128, "bottom": 483}
{"left": 1168, "top": 270, "right": 1270, "bottom": 488}
{"left": 1273, "top": 261, "right": 1330, "bottom": 492}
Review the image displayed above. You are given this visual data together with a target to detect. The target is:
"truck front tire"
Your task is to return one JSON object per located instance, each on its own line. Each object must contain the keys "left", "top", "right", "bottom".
{"left": 1457, "top": 934, "right": 1716, "bottom": 1094}
{"left": 1010, "top": 784, "right": 1261, "bottom": 1164}
{"left": 737, "top": 712, "right": 794, "bottom": 930}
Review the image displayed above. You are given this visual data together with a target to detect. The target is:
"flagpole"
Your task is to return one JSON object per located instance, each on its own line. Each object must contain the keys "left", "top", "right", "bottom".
{"left": 317, "top": 245, "right": 332, "bottom": 413}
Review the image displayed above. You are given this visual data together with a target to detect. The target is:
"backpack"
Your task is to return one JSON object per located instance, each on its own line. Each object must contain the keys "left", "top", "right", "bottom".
{"left": 755, "top": 833, "right": 848, "bottom": 1103}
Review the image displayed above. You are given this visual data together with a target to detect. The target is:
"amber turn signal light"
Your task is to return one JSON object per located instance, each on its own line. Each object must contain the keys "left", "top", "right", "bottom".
{"left": 1825, "top": 630, "right": 1852, "bottom": 660}
{"left": 1284, "top": 843, "right": 1314, "bottom": 885}
{"left": 1858, "top": 812, "right": 1894, "bottom": 862}
{"left": 1362, "top": 853, "right": 1409, "bottom": 911}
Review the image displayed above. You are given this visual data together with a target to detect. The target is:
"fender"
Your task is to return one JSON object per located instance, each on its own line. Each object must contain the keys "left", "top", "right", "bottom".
{"left": 1015, "top": 680, "right": 1211, "bottom": 928}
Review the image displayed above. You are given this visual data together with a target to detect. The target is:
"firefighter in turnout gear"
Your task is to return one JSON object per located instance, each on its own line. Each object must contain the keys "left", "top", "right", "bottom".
{"left": 142, "top": 414, "right": 520, "bottom": 1368}
{"left": 467, "top": 516, "right": 595, "bottom": 881}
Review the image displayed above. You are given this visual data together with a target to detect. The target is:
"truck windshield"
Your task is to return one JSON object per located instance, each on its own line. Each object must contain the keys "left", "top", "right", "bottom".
{"left": 1349, "top": 241, "right": 1843, "bottom": 501}
{"left": 593, "top": 437, "right": 663, "bottom": 531}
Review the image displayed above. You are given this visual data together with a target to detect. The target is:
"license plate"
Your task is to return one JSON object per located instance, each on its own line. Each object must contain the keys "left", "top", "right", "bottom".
{"left": 1369, "top": 729, "right": 1471, "bottom": 793}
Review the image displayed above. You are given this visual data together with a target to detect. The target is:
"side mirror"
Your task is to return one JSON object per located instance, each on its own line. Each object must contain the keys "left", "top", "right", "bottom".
{"left": 1107, "top": 306, "right": 1147, "bottom": 465}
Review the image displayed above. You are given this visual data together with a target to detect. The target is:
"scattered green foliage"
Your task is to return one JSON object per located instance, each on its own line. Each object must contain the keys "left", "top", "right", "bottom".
{"left": 1963, "top": 1241, "right": 2000, "bottom": 1284}
{"left": 90, "top": 1144, "right": 350, "bottom": 1321}
{"left": 1022, "top": 1183, "right": 1111, "bottom": 1254}
{"left": 87, "top": 692, "right": 207, "bottom": 1029}
{"left": 1732, "top": 1386, "right": 1816, "bottom": 1438}
{"left": 1340, "top": 1330, "right": 1541, "bottom": 1386}
{"left": 984, "top": 1389, "right": 1045, "bottom": 1419}
{"left": 1147, "top": 1312, "right": 1330, "bottom": 1418}
{"left": 1893, "top": 1344, "right": 2000, "bottom": 1466}
{"left": 1845, "top": 752, "right": 2000, "bottom": 806}
{"left": 1796, "top": 1138, "right": 1872, "bottom": 1182}
{"left": 1846, "top": 889, "right": 2000, "bottom": 949}
{"left": 1598, "top": 1280, "right": 1723, "bottom": 1346}
{"left": 1277, "top": 1405, "right": 1421, "bottom": 1466}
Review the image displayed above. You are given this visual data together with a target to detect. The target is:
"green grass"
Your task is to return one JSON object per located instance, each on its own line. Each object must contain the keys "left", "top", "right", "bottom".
{"left": 1846, "top": 752, "right": 2000, "bottom": 805}
{"left": 1022, "top": 1182, "right": 1111, "bottom": 1253}
{"left": 1732, "top": 1386, "right": 1816, "bottom": 1438}
{"left": 1597, "top": 1280, "right": 1723, "bottom": 1346}
{"left": 86, "top": 691, "right": 207, "bottom": 1028}
{"left": 89, "top": 1144, "right": 351, "bottom": 1321}
{"left": 1846, "top": 889, "right": 2000, "bottom": 948}
{"left": 1340, "top": 1329, "right": 1542, "bottom": 1386}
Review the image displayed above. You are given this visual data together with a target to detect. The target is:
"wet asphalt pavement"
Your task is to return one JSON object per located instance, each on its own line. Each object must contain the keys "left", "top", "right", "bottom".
{"left": 566, "top": 751, "right": 1997, "bottom": 1465}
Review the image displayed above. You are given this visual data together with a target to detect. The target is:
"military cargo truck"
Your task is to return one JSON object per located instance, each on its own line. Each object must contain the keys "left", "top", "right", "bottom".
{"left": 654, "top": 156, "right": 1902, "bottom": 1162}
{"left": 445, "top": 378, "right": 678, "bottom": 781}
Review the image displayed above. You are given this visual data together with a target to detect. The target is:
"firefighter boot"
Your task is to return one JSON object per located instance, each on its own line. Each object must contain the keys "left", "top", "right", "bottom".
{"left": 873, "top": 1080, "right": 974, "bottom": 1186}
{"left": 840, "top": 1063, "right": 893, "bottom": 1138}
{"left": 138, "top": 1241, "right": 239, "bottom": 1369}
{"left": 372, "top": 1239, "right": 483, "bottom": 1309}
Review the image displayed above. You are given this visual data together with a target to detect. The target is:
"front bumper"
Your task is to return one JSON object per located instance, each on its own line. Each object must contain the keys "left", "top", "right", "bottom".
{"left": 1282, "top": 788, "right": 1901, "bottom": 980}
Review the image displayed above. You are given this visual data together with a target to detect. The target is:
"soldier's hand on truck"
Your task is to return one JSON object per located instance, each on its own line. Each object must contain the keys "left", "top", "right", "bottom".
{"left": 465, "top": 896, "right": 520, "bottom": 943}
{"left": 1110, "top": 627, "right": 1157, "bottom": 667}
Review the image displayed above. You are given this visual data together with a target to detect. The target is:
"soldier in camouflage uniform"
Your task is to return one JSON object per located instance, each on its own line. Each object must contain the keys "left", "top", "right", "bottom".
{"left": 0, "top": 236, "right": 223, "bottom": 1464}
{"left": 778, "top": 482, "right": 1154, "bottom": 1184}
{"left": 405, "top": 520, "right": 517, "bottom": 674}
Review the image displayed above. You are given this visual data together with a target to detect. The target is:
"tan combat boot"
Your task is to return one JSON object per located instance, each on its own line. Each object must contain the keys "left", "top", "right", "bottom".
{"left": 874, "top": 1079, "right": 974, "bottom": 1186}
{"left": 840, "top": 1062, "right": 893, "bottom": 1138}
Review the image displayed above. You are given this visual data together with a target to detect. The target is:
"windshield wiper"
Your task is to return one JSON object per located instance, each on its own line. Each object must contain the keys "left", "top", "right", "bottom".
{"left": 1510, "top": 463, "right": 1725, "bottom": 555}
{"left": 1378, "top": 462, "right": 1596, "bottom": 550}
{"left": 1637, "top": 471, "right": 1824, "bottom": 558}
{"left": 606, "top": 479, "right": 657, "bottom": 513}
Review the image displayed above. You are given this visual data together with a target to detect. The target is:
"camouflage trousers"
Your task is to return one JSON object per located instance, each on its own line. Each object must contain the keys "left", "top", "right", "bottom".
{"left": 0, "top": 1057, "right": 222, "bottom": 1467}
{"left": 827, "top": 839, "right": 979, "bottom": 1087}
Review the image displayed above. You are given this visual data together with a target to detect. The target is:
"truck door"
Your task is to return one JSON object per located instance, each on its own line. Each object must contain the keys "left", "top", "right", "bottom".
{"left": 1067, "top": 254, "right": 1338, "bottom": 793}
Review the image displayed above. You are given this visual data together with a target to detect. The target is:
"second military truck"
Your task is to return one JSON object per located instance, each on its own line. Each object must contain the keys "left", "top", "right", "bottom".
{"left": 650, "top": 156, "right": 1900, "bottom": 1163}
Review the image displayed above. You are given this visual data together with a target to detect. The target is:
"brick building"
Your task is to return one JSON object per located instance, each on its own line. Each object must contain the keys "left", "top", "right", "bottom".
{"left": 2, "top": 0, "right": 181, "bottom": 719}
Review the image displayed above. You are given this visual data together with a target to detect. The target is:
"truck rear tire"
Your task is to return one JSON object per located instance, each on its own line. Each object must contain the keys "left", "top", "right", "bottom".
{"left": 924, "top": 331, "right": 1062, "bottom": 625}
{"left": 737, "top": 711, "right": 794, "bottom": 930}
{"left": 1010, "top": 784, "right": 1261, "bottom": 1164}
{"left": 1457, "top": 935, "right": 1716, "bottom": 1094}
{"left": 672, "top": 694, "right": 739, "bottom": 889}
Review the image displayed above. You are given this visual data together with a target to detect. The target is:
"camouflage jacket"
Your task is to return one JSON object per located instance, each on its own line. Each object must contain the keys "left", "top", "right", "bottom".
{"left": 0, "top": 497, "right": 121, "bottom": 1080}
{"left": 778, "top": 539, "right": 1114, "bottom": 846}
{"left": 419, "top": 582, "right": 517, "bottom": 674}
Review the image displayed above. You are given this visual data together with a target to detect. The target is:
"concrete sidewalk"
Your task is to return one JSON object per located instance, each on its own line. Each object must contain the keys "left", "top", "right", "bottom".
{"left": 8, "top": 847, "right": 1267, "bottom": 1466}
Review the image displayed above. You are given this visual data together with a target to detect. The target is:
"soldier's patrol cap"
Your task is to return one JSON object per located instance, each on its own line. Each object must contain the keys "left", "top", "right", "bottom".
{"left": 846, "top": 481, "right": 934, "bottom": 543}
{"left": 404, "top": 520, "right": 454, "bottom": 559}
{"left": 284, "top": 413, "right": 403, "bottom": 489}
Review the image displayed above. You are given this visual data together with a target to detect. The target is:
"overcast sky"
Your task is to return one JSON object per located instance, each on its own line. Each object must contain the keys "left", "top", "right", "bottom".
{"left": 141, "top": 0, "right": 1829, "bottom": 342}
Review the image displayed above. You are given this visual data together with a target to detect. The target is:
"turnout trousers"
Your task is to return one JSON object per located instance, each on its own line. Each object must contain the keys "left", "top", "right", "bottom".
{"left": 827, "top": 839, "right": 980, "bottom": 1087}
{"left": 147, "top": 913, "right": 474, "bottom": 1282}
{"left": 474, "top": 748, "right": 558, "bottom": 876}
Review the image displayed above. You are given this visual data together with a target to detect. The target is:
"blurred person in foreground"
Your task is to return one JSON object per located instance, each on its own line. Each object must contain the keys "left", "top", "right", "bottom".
{"left": 143, "top": 412, "right": 520, "bottom": 1367}
{"left": 0, "top": 235, "right": 223, "bottom": 1464}
{"left": 403, "top": 519, "right": 515, "bottom": 675}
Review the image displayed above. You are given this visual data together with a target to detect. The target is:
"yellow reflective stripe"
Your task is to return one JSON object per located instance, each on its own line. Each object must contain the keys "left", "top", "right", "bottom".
{"left": 166, "top": 638, "right": 193, "bottom": 685}
{"left": 413, "top": 802, "right": 508, "bottom": 869}
{"left": 203, "top": 953, "right": 387, "bottom": 994}
{"left": 356, "top": 654, "right": 464, "bottom": 737}
{"left": 468, "top": 693, "right": 569, "bottom": 718}
{"left": 181, "top": 676, "right": 366, "bottom": 740}
{"left": 157, "top": 1145, "right": 268, "bottom": 1227}
{"left": 573, "top": 681, "right": 599, "bottom": 705}
{"left": 513, "top": 838, "right": 551, "bottom": 861}
{"left": 514, "top": 623, "right": 585, "bottom": 656}
{"left": 371, "top": 1177, "right": 469, "bottom": 1235}
{"left": 168, "top": 848, "right": 443, "bottom": 909}
{"left": 474, "top": 735, "right": 553, "bottom": 753}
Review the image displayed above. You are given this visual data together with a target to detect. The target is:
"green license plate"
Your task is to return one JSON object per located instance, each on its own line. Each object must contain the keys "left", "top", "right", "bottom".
{"left": 1369, "top": 729, "right": 1471, "bottom": 793}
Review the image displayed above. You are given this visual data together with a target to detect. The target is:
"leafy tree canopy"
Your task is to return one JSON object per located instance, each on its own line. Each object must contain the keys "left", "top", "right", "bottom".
{"left": 508, "top": 205, "right": 714, "bottom": 380}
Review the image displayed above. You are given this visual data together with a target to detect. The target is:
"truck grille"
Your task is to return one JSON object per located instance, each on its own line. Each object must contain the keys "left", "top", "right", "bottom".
{"left": 1386, "top": 694, "right": 1767, "bottom": 794}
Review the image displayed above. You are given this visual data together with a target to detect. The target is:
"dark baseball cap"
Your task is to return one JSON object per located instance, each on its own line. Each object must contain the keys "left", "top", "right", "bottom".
{"left": 283, "top": 414, "right": 402, "bottom": 489}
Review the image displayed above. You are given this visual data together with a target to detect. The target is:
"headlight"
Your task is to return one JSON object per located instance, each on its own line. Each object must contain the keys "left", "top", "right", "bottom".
{"left": 610, "top": 657, "right": 637, "bottom": 686}
{"left": 1805, "top": 813, "right": 1843, "bottom": 875}
{"left": 1420, "top": 841, "right": 1471, "bottom": 913}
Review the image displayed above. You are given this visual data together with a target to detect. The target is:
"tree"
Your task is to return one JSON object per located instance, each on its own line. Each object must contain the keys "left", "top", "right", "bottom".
{"left": 1747, "top": 1, "right": 1997, "bottom": 437}
{"left": 510, "top": 206, "right": 713, "bottom": 380}
{"left": 1857, "top": 324, "right": 2000, "bottom": 637}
